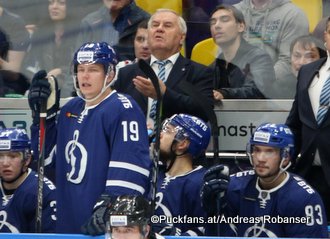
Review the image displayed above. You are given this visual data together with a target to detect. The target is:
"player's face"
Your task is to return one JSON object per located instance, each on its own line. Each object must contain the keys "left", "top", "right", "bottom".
{"left": 110, "top": 226, "right": 144, "bottom": 239}
{"left": 148, "top": 11, "right": 185, "bottom": 58}
{"left": 210, "top": 9, "right": 245, "bottom": 47}
{"left": 291, "top": 42, "right": 320, "bottom": 77}
{"left": 251, "top": 145, "right": 282, "bottom": 181}
{"left": 0, "top": 151, "right": 25, "bottom": 182}
{"left": 160, "top": 123, "right": 177, "bottom": 158}
{"left": 76, "top": 63, "right": 107, "bottom": 100}
{"left": 48, "top": 0, "right": 67, "bottom": 21}
{"left": 134, "top": 28, "right": 151, "bottom": 60}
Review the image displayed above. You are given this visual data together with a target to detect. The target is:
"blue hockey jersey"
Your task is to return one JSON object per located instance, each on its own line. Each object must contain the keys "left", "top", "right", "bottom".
{"left": 31, "top": 91, "right": 152, "bottom": 233}
{"left": 222, "top": 170, "right": 328, "bottom": 238}
{"left": 0, "top": 169, "right": 56, "bottom": 232}
{"left": 154, "top": 165, "right": 207, "bottom": 236}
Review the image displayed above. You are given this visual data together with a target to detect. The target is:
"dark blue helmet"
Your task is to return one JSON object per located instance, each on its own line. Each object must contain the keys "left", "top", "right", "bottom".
{"left": 165, "top": 114, "right": 211, "bottom": 157}
{"left": 247, "top": 123, "right": 295, "bottom": 160}
{"left": 0, "top": 128, "right": 30, "bottom": 152}
{"left": 73, "top": 42, "right": 118, "bottom": 74}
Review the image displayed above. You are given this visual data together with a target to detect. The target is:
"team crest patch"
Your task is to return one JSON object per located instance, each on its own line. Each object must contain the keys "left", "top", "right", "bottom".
{"left": 77, "top": 51, "right": 94, "bottom": 63}
{"left": 253, "top": 132, "right": 270, "bottom": 143}
{"left": 0, "top": 140, "right": 11, "bottom": 150}
{"left": 110, "top": 215, "right": 128, "bottom": 226}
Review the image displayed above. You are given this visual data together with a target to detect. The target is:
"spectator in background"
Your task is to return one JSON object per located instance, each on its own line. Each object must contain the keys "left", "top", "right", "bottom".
{"left": 0, "top": 128, "right": 56, "bottom": 233}
{"left": 183, "top": 0, "right": 242, "bottom": 58}
{"left": 76, "top": 0, "right": 150, "bottom": 61}
{"left": 23, "top": 0, "right": 79, "bottom": 97}
{"left": 105, "top": 195, "right": 164, "bottom": 239}
{"left": 271, "top": 35, "right": 327, "bottom": 99}
{"left": 286, "top": 16, "right": 330, "bottom": 222}
{"left": 313, "top": 17, "right": 328, "bottom": 43}
{"left": 133, "top": 19, "right": 151, "bottom": 61}
{"left": 210, "top": 5, "right": 275, "bottom": 100}
{"left": 234, "top": 0, "right": 309, "bottom": 83}
{"left": 0, "top": 0, "right": 48, "bottom": 35}
{"left": 114, "top": 9, "right": 213, "bottom": 129}
{"left": 0, "top": 28, "right": 29, "bottom": 97}
{"left": 0, "top": 4, "right": 30, "bottom": 72}
{"left": 152, "top": 114, "right": 210, "bottom": 236}
{"left": 113, "top": 19, "right": 151, "bottom": 82}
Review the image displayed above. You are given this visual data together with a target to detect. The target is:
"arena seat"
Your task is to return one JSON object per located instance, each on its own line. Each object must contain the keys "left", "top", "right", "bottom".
{"left": 190, "top": 38, "right": 218, "bottom": 66}
{"left": 135, "top": 0, "right": 182, "bottom": 15}
{"left": 291, "top": 0, "right": 323, "bottom": 32}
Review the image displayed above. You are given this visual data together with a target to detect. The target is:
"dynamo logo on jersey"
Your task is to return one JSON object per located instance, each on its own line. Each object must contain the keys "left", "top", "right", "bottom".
{"left": 253, "top": 132, "right": 270, "bottom": 143}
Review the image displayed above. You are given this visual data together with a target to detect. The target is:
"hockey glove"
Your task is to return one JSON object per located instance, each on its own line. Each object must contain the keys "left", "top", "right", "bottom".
{"left": 152, "top": 222, "right": 182, "bottom": 236}
{"left": 200, "top": 164, "right": 230, "bottom": 215}
{"left": 28, "top": 70, "right": 60, "bottom": 124}
{"left": 81, "top": 194, "right": 113, "bottom": 236}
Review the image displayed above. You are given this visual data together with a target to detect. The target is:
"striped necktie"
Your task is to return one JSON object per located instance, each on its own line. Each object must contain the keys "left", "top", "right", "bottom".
{"left": 316, "top": 76, "right": 330, "bottom": 125}
{"left": 149, "top": 60, "right": 170, "bottom": 121}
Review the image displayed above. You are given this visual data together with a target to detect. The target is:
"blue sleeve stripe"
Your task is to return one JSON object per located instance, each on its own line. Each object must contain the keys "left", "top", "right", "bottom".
{"left": 109, "top": 161, "right": 150, "bottom": 177}
{"left": 106, "top": 180, "right": 146, "bottom": 194}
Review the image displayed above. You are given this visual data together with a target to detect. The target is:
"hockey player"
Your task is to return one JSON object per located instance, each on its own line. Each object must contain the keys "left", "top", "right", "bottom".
{"left": 105, "top": 195, "right": 163, "bottom": 239}
{"left": 201, "top": 123, "right": 328, "bottom": 237}
{"left": 28, "top": 42, "right": 152, "bottom": 233}
{"left": 152, "top": 114, "right": 210, "bottom": 236}
{"left": 0, "top": 128, "right": 56, "bottom": 232}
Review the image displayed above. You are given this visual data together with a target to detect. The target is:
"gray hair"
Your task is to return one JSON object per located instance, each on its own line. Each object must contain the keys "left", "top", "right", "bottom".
{"left": 148, "top": 8, "right": 187, "bottom": 34}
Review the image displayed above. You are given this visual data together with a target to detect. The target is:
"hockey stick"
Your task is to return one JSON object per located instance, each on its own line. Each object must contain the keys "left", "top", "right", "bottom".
{"left": 138, "top": 59, "right": 162, "bottom": 214}
{"left": 35, "top": 100, "right": 47, "bottom": 232}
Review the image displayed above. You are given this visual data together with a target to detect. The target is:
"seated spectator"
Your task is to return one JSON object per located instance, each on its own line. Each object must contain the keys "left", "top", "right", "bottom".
{"left": 76, "top": 0, "right": 150, "bottom": 61}
{"left": 0, "top": 4, "right": 30, "bottom": 72}
{"left": 0, "top": 28, "right": 29, "bottom": 97}
{"left": 201, "top": 123, "right": 328, "bottom": 238}
{"left": 0, "top": 0, "right": 48, "bottom": 35}
{"left": 210, "top": 5, "right": 275, "bottom": 100}
{"left": 271, "top": 35, "right": 327, "bottom": 99}
{"left": 234, "top": 0, "right": 309, "bottom": 82}
{"left": 152, "top": 114, "right": 210, "bottom": 236}
{"left": 183, "top": 0, "right": 242, "bottom": 58}
{"left": 23, "top": 0, "right": 78, "bottom": 97}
